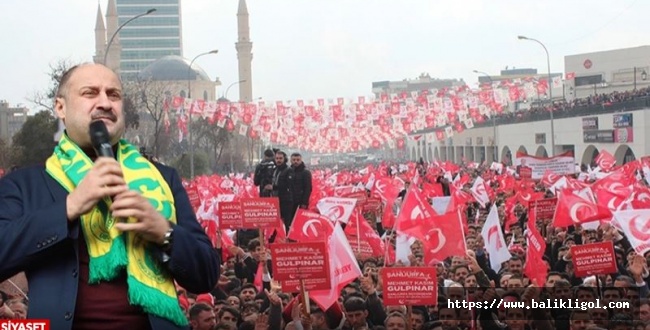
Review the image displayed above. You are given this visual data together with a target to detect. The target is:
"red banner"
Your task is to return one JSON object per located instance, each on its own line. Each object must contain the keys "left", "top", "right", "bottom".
{"left": 217, "top": 201, "right": 243, "bottom": 229}
{"left": 519, "top": 167, "right": 532, "bottom": 179}
{"left": 270, "top": 242, "right": 331, "bottom": 292}
{"left": 186, "top": 185, "right": 201, "bottom": 212}
{"left": 344, "top": 191, "right": 368, "bottom": 206}
{"left": 529, "top": 198, "right": 557, "bottom": 221}
{"left": 362, "top": 197, "right": 383, "bottom": 213}
{"left": 346, "top": 233, "right": 375, "bottom": 259}
{"left": 571, "top": 241, "right": 617, "bottom": 278}
{"left": 240, "top": 198, "right": 281, "bottom": 229}
{"left": 381, "top": 267, "right": 437, "bottom": 306}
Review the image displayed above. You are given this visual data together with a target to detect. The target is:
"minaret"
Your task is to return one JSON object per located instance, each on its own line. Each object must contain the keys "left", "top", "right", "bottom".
{"left": 105, "top": 0, "right": 122, "bottom": 72}
{"left": 236, "top": 0, "right": 253, "bottom": 103}
{"left": 93, "top": 3, "right": 106, "bottom": 64}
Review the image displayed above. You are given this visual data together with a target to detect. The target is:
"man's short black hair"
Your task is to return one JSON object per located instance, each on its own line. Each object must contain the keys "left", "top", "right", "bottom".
{"left": 343, "top": 296, "right": 366, "bottom": 312}
{"left": 291, "top": 152, "right": 301, "bottom": 157}
{"left": 189, "top": 303, "right": 213, "bottom": 320}
{"left": 264, "top": 149, "right": 274, "bottom": 158}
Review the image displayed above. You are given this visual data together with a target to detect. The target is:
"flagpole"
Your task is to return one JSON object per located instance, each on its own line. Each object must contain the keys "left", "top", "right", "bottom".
{"left": 406, "top": 305, "right": 413, "bottom": 330}
{"left": 356, "top": 212, "right": 361, "bottom": 252}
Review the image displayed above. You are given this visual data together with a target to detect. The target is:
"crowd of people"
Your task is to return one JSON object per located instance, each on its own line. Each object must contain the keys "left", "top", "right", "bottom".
{"left": 1, "top": 62, "right": 650, "bottom": 330}
{"left": 482, "top": 86, "right": 650, "bottom": 126}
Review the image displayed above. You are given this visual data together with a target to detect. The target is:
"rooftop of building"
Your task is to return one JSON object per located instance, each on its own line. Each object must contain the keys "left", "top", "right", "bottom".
{"left": 138, "top": 55, "right": 212, "bottom": 82}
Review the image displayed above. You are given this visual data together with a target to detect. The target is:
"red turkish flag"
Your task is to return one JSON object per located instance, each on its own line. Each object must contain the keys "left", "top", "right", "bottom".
{"left": 421, "top": 182, "right": 444, "bottom": 199}
{"left": 508, "top": 86, "right": 521, "bottom": 101}
{"left": 344, "top": 209, "right": 384, "bottom": 258}
{"left": 524, "top": 218, "right": 547, "bottom": 286}
{"left": 617, "top": 183, "right": 650, "bottom": 211}
{"left": 515, "top": 190, "right": 545, "bottom": 207}
{"left": 553, "top": 187, "right": 613, "bottom": 227}
{"left": 372, "top": 178, "right": 402, "bottom": 207}
{"left": 172, "top": 96, "right": 184, "bottom": 109}
{"left": 398, "top": 209, "right": 467, "bottom": 264}
{"left": 541, "top": 170, "right": 562, "bottom": 188}
{"left": 595, "top": 150, "right": 617, "bottom": 172}
{"left": 287, "top": 209, "right": 335, "bottom": 242}
{"left": 592, "top": 169, "right": 636, "bottom": 212}
{"left": 395, "top": 187, "right": 432, "bottom": 229}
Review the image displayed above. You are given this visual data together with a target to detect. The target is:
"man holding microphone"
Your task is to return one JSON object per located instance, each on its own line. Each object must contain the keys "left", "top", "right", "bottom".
{"left": 0, "top": 63, "right": 219, "bottom": 330}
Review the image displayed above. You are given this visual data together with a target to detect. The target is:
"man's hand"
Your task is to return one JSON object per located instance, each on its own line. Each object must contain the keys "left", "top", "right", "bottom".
{"left": 270, "top": 279, "right": 282, "bottom": 294}
{"left": 466, "top": 251, "right": 482, "bottom": 274}
{"left": 291, "top": 302, "right": 302, "bottom": 321}
{"left": 265, "top": 288, "right": 282, "bottom": 306}
{"left": 264, "top": 184, "right": 273, "bottom": 191}
{"left": 228, "top": 245, "right": 246, "bottom": 258}
{"left": 111, "top": 190, "right": 171, "bottom": 245}
{"left": 629, "top": 254, "right": 646, "bottom": 280}
{"left": 255, "top": 313, "right": 269, "bottom": 330}
{"left": 66, "top": 158, "right": 128, "bottom": 221}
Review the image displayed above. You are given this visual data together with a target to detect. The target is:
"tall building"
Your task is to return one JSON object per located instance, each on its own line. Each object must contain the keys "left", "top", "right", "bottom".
{"left": 0, "top": 101, "right": 28, "bottom": 143}
{"left": 236, "top": 0, "right": 253, "bottom": 102}
{"left": 95, "top": 0, "right": 183, "bottom": 80}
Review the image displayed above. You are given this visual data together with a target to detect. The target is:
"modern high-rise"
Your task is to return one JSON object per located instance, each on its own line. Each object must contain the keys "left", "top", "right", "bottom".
{"left": 96, "top": 0, "right": 183, "bottom": 80}
{"left": 0, "top": 101, "right": 28, "bottom": 143}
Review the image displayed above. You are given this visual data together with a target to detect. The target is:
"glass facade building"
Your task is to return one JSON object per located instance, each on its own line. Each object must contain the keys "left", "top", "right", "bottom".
{"left": 116, "top": 0, "right": 183, "bottom": 80}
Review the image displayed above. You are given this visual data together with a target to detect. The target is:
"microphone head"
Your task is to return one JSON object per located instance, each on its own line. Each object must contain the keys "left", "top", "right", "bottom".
{"left": 89, "top": 120, "right": 110, "bottom": 147}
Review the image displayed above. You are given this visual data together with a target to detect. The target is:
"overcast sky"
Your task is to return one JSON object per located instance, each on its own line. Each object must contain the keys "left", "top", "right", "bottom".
{"left": 0, "top": 0, "right": 647, "bottom": 109}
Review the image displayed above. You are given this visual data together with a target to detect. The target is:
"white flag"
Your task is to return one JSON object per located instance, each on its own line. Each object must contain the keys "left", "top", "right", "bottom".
{"left": 614, "top": 209, "right": 650, "bottom": 255}
{"left": 471, "top": 176, "right": 490, "bottom": 208}
{"left": 316, "top": 197, "right": 357, "bottom": 224}
{"left": 481, "top": 204, "right": 512, "bottom": 272}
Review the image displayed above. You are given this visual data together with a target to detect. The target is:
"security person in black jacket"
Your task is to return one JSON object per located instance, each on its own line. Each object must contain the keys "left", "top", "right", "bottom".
{"left": 272, "top": 151, "right": 294, "bottom": 230}
{"left": 290, "top": 153, "right": 312, "bottom": 213}
{"left": 253, "top": 149, "right": 277, "bottom": 197}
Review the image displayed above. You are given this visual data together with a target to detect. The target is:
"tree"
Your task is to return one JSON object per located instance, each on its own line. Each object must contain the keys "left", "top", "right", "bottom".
{"left": 0, "top": 138, "right": 17, "bottom": 169}
{"left": 29, "top": 59, "right": 75, "bottom": 113}
{"left": 29, "top": 59, "right": 139, "bottom": 130}
{"left": 172, "top": 152, "right": 209, "bottom": 179}
{"left": 11, "top": 111, "right": 58, "bottom": 167}
{"left": 193, "top": 117, "right": 230, "bottom": 172}
{"left": 127, "top": 78, "right": 174, "bottom": 158}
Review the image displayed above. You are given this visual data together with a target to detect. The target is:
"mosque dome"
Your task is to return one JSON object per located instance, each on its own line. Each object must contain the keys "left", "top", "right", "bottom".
{"left": 138, "top": 55, "right": 212, "bottom": 82}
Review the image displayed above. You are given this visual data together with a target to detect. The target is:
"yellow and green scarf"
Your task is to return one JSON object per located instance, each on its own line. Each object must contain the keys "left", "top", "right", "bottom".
{"left": 45, "top": 133, "right": 187, "bottom": 327}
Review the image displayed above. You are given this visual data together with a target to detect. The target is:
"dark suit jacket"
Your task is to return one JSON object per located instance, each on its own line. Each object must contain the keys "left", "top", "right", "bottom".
{"left": 0, "top": 162, "right": 220, "bottom": 330}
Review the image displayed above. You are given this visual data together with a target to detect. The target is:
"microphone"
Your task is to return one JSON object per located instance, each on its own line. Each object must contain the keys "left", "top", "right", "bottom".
{"left": 89, "top": 120, "right": 114, "bottom": 158}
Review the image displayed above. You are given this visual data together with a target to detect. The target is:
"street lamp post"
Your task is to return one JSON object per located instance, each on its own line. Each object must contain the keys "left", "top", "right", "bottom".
{"left": 223, "top": 80, "right": 246, "bottom": 174}
{"left": 187, "top": 50, "right": 219, "bottom": 179}
{"left": 473, "top": 70, "right": 497, "bottom": 163}
{"left": 225, "top": 80, "right": 246, "bottom": 99}
{"left": 103, "top": 8, "right": 156, "bottom": 65}
{"left": 633, "top": 67, "right": 647, "bottom": 90}
{"left": 518, "top": 35, "right": 555, "bottom": 156}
